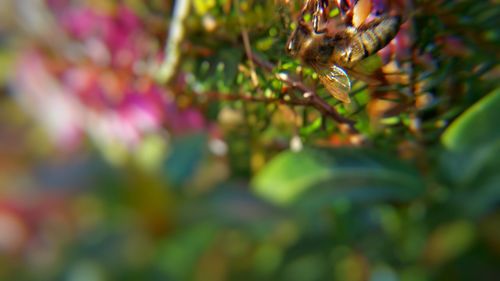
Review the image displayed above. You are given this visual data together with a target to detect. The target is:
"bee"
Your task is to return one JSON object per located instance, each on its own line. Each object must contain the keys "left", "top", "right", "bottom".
{"left": 286, "top": 0, "right": 401, "bottom": 103}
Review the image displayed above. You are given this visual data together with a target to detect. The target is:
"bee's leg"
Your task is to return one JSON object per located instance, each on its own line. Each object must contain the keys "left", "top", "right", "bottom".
{"left": 299, "top": 0, "right": 317, "bottom": 28}
{"left": 337, "top": 0, "right": 351, "bottom": 17}
{"left": 300, "top": 0, "right": 316, "bottom": 19}
{"left": 313, "top": 0, "right": 329, "bottom": 34}
{"left": 336, "top": 0, "right": 354, "bottom": 26}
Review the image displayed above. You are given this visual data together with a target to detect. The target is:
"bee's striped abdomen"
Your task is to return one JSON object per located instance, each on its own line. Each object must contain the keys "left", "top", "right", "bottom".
{"left": 358, "top": 15, "right": 401, "bottom": 58}
{"left": 360, "top": 29, "right": 382, "bottom": 54}
{"left": 335, "top": 15, "right": 401, "bottom": 67}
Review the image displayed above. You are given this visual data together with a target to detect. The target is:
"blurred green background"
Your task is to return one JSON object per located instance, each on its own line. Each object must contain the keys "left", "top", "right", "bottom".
{"left": 0, "top": 0, "right": 499, "bottom": 280}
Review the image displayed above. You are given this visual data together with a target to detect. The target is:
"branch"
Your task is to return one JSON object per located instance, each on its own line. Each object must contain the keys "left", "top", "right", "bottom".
{"left": 236, "top": 0, "right": 259, "bottom": 87}
{"left": 156, "top": 0, "right": 190, "bottom": 84}
{"left": 251, "top": 54, "right": 358, "bottom": 132}
{"left": 204, "top": 92, "right": 310, "bottom": 107}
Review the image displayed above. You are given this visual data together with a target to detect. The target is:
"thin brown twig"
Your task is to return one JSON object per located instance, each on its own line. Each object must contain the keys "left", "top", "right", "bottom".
{"left": 251, "top": 53, "right": 358, "bottom": 133}
{"left": 236, "top": 0, "right": 259, "bottom": 87}
{"left": 204, "top": 92, "right": 309, "bottom": 106}
{"left": 241, "top": 28, "right": 259, "bottom": 87}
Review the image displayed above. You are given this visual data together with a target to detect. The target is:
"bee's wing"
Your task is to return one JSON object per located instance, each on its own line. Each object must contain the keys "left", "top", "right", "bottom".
{"left": 346, "top": 65, "right": 383, "bottom": 86}
{"left": 312, "top": 63, "right": 352, "bottom": 103}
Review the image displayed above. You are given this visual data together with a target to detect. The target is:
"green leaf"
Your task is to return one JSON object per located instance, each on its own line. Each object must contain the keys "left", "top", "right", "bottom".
{"left": 188, "top": 185, "right": 282, "bottom": 227}
{"left": 424, "top": 221, "right": 475, "bottom": 266}
{"left": 252, "top": 148, "right": 424, "bottom": 206}
{"left": 256, "top": 37, "right": 275, "bottom": 51}
{"left": 440, "top": 140, "right": 500, "bottom": 217}
{"left": 439, "top": 89, "right": 500, "bottom": 216}
{"left": 193, "top": 0, "right": 216, "bottom": 15}
{"left": 163, "top": 133, "right": 207, "bottom": 187}
{"left": 157, "top": 224, "right": 217, "bottom": 280}
{"left": 440, "top": 139, "right": 500, "bottom": 187}
{"left": 461, "top": 174, "right": 500, "bottom": 217}
{"left": 441, "top": 88, "right": 500, "bottom": 151}
{"left": 252, "top": 149, "right": 332, "bottom": 206}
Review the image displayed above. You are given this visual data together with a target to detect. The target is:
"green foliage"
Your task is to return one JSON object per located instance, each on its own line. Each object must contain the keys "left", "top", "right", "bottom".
{"left": 163, "top": 133, "right": 208, "bottom": 186}
{"left": 442, "top": 88, "right": 500, "bottom": 152}
{"left": 1, "top": 0, "right": 499, "bottom": 280}
{"left": 253, "top": 148, "right": 423, "bottom": 206}
{"left": 438, "top": 89, "right": 500, "bottom": 217}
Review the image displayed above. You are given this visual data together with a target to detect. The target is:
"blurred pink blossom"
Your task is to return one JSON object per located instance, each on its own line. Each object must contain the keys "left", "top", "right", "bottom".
{"left": 12, "top": 4, "right": 207, "bottom": 154}
{"left": 14, "top": 51, "right": 84, "bottom": 150}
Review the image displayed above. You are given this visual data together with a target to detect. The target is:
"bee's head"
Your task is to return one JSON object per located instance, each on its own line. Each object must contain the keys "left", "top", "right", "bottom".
{"left": 285, "top": 22, "right": 310, "bottom": 57}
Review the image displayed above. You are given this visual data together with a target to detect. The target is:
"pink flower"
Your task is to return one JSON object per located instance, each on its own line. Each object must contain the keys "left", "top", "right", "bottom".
{"left": 14, "top": 51, "right": 84, "bottom": 151}
{"left": 14, "top": 49, "right": 171, "bottom": 150}
{"left": 12, "top": 2, "right": 208, "bottom": 157}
